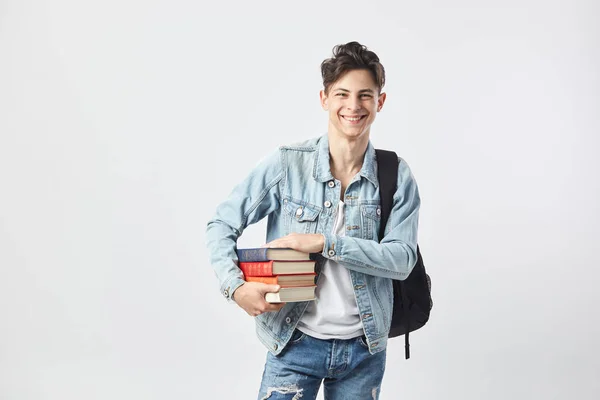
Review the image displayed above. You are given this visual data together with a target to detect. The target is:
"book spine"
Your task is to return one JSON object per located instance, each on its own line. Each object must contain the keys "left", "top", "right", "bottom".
{"left": 238, "top": 261, "right": 274, "bottom": 277}
{"left": 236, "top": 248, "right": 269, "bottom": 262}
{"left": 245, "top": 276, "right": 278, "bottom": 284}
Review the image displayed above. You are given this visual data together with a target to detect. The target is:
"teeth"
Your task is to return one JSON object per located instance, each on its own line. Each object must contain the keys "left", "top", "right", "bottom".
{"left": 345, "top": 116, "right": 361, "bottom": 121}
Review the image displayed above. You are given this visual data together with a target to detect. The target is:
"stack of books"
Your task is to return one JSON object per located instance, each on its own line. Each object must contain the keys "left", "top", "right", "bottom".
{"left": 236, "top": 247, "right": 317, "bottom": 303}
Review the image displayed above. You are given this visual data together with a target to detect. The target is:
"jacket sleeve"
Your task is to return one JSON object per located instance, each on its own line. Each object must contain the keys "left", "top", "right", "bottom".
{"left": 321, "top": 157, "right": 420, "bottom": 279}
{"left": 205, "top": 149, "right": 284, "bottom": 301}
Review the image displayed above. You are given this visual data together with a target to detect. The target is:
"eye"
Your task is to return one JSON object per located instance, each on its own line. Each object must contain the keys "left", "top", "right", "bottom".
{"left": 336, "top": 93, "right": 347, "bottom": 97}
{"left": 360, "top": 94, "right": 373, "bottom": 99}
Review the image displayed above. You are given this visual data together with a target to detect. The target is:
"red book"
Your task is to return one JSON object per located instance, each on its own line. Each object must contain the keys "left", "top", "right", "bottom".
{"left": 238, "top": 260, "right": 316, "bottom": 276}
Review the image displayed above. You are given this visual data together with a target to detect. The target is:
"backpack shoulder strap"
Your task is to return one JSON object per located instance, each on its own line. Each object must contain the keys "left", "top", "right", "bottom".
{"left": 375, "top": 149, "right": 399, "bottom": 241}
{"left": 376, "top": 148, "right": 413, "bottom": 359}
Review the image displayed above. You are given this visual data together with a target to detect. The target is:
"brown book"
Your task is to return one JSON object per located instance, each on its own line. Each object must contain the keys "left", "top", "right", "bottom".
{"left": 245, "top": 273, "right": 316, "bottom": 287}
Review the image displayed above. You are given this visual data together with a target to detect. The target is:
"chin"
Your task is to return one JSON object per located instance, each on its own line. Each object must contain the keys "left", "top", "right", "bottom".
{"left": 330, "top": 121, "right": 371, "bottom": 140}
{"left": 338, "top": 133, "right": 369, "bottom": 142}
{"left": 342, "top": 127, "right": 369, "bottom": 137}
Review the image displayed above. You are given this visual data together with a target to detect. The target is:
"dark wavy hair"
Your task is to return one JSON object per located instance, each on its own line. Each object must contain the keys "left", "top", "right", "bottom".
{"left": 321, "top": 41, "right": 386, "bottom": 95}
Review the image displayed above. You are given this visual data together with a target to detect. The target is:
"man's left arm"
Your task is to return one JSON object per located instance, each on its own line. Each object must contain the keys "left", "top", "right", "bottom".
{"left": 265, "top": 158, "right": 419, "bottom": 280}
{"left": 322, "top": 158, "right": 420, "bottom": 279}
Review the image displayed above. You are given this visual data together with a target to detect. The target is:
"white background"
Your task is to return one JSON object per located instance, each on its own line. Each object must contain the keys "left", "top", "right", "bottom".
{"left": 1, "top": 0, "right": 599, "bottom": 399}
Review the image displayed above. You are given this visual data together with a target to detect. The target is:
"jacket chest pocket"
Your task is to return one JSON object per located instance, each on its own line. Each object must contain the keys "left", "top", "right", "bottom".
{"left": 283, "top": 198, "right": 321, "bottom": 234}
{"left": 360, "top": 204, "right": 381, "bottom": 241}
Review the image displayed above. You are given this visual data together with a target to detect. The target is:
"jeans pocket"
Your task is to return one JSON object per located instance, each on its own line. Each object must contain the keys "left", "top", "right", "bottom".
{"left": 290, "top": 329, "right": 307, "bottom": 345}
{"left": 357, "top": 335, "right": 370, "bottom": 349}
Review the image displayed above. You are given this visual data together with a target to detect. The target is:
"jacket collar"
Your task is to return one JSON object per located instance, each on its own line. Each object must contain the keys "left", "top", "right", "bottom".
{"left": 313, "top": 134, "right": 379, "bottom": 187}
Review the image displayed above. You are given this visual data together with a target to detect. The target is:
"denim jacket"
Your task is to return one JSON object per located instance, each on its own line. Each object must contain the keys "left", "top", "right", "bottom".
{"left": 205, "top": 134, "right": 420, "bottom": 355}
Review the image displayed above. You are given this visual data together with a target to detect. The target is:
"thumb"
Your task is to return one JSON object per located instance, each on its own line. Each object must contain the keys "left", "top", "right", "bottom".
{"left": 263, "top": 284, "right": 280, "bottom": 293}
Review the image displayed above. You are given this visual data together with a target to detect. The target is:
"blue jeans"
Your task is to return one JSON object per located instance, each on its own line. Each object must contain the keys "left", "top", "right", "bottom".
{"left": 257, "top": 330, "right": 387, "bottom": 400}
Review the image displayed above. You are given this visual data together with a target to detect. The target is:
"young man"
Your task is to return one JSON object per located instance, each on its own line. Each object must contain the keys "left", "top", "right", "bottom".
{"left": 206, "top": 41, "right": 420, "bottom": 400}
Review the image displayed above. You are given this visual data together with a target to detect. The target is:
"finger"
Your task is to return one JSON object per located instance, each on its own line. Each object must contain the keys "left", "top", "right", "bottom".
{"left": 265, "top": 302, "right": 286, "bottom": 312}
{"left": 262, "top": 237, "right": 291, "bottom": 248}
{"left": 260, "top": 284, "right": 280, "bottom": 294}
{"left": 262, "top": 241, "right": 283, "bottom": 248}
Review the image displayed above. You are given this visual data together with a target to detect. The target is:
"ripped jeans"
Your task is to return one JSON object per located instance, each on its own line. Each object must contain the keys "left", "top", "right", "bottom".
{"left": 257, "top": 330, "right": 386, "bottom": 400}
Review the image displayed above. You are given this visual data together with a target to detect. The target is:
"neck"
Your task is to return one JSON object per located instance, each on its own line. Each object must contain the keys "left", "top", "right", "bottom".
{"left": 327, "top": 132, "right": 369, "bottom": 179}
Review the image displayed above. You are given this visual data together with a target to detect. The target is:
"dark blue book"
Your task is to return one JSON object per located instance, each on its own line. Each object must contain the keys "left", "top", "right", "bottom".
{"left": 236, "top": 247, "right": 312, "bottom": 262}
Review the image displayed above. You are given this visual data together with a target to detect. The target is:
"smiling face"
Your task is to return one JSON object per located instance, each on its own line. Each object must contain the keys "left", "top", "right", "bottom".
{"left": 320, "top": 69, "right": 386, "bottom": 142}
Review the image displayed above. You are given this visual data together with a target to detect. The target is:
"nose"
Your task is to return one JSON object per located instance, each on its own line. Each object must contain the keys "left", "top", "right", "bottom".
{"left": 346, "top": 95, "right": 361, "bottom": 111}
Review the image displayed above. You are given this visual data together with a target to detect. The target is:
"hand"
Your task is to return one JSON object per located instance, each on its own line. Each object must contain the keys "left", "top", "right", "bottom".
{"left": 263, "top": 233, "right": 325, "bottom": 254}
{"left": 232, "top": 282, "right": 286, "bottom": 317}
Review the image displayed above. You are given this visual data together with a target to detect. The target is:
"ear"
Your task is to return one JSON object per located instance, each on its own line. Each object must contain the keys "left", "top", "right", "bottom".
{"left": 319, "top": 90, "right": 329, "bottom": 111}
{"left": 377, "top": 92, "right": 387, "bottom": 112}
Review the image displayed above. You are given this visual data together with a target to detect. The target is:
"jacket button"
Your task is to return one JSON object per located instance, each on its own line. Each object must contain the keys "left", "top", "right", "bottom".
{"left": 295, "top": 207, "right": 303, "bottom": 216}
{"left": 223, "top": 289, "right": 229, "bottom": 298}
{"left": 327, "top": 249, "right": 336, "bottom": 257}
{"left": 324, "top": 200, "right": 331, "bottom": 208}
{"left": 285, "top": 317, "right": 292, "bottom": 324}
{"left": 274, "top": 344, "right": 278, "bottom": 350}
{"left": 376, "top": 208, "right": 381, "bottom": 216}
{"left": 328, "top": 181, "right": 335, "bottom": 188}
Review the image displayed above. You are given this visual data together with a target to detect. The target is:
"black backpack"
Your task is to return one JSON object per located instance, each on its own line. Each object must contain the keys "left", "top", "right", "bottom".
{"left": 376, "top": 149, "right": 433, "bottom": 359}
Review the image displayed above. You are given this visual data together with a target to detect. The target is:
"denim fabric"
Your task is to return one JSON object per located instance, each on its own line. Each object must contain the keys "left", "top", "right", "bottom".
{"left": 257, "top": 330, "right": 386, "bottom": 400}
{"left": 205, "top": 134, "right": 420, "bottom": 356}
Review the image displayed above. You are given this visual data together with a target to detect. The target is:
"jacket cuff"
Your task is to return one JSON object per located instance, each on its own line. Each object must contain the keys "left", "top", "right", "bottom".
{"left": 321, "top": 232, "right": 341, "bottom": 260}
{"left": 221, "top": 276, "right": 246, "bottom": 303}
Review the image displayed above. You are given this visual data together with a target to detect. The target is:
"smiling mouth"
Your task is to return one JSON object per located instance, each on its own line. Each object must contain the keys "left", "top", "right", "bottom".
{"left": 341, "top": 115, "right": 366, "bottom": 123}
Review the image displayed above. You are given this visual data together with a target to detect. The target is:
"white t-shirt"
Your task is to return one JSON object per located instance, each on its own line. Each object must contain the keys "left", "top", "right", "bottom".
{"left": 297, "top": 201, "right": 364, "bottom": 339}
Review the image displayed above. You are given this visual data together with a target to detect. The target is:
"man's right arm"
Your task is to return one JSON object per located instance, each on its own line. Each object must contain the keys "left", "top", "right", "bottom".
{"left": 205, "top": 149, "right": 285, "bottom": 305}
